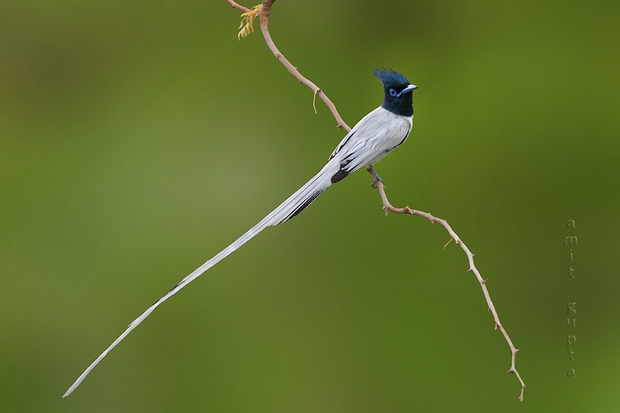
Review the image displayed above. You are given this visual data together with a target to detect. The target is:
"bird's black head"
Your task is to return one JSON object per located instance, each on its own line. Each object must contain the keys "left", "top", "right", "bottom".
{"left": 374, "top": 69, "right": 417, "bottom": 117}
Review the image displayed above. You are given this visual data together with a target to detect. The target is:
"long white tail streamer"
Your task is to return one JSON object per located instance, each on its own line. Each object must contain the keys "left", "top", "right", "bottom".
{"left": 63, "top": 161, "right": 338, "bottom": 397}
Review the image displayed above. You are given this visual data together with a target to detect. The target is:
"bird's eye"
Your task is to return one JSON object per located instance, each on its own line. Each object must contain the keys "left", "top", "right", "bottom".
{"left": 389, "top": 88, "right": 397, "bottom": 97}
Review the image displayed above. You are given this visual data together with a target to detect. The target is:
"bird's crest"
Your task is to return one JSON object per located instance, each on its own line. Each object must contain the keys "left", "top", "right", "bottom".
{"left": 374, "top": 68, "right": 410, "bottom": 87}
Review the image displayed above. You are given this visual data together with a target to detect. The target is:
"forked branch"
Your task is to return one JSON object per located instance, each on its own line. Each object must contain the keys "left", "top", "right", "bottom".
{"left": 228, "top": 0, "right": 524, "bottom": 401}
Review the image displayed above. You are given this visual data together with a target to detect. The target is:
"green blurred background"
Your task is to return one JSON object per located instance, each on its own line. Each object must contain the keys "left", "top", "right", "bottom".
{"left": 1, "top": 0, "right": 618, "bottom": 411}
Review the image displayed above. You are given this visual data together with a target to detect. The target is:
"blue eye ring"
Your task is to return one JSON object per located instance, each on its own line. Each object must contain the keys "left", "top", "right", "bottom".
{"left": 389, "top": 88, "right": 397, "bottom": 97}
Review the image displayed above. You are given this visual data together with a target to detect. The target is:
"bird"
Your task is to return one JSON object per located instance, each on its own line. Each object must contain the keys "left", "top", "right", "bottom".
{"left": 63, "top": 68, "right": 417, "bottom": 397}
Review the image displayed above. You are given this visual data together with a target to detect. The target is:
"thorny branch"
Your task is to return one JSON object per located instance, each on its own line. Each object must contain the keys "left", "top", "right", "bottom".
{"left": 366, "top": 167, "right": 526, "bottom": 401}
{"left": 227, "top": 0, "right": 525, "bottom": 401}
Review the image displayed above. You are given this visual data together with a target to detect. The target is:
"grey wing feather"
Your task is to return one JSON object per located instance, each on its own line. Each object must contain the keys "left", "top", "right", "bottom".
{"left": 330, "top": 107, "right": 412, "bottom": 176}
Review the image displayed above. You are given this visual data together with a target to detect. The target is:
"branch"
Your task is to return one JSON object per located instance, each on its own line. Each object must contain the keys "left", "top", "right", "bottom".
{"left": 366, "top": 166, "right": 526, "bottom": 401}
{"left": 226, "top": 0, "right": 251, "bottom": 13}
{"left": 248, "top": 0, "right": 350, "bottom": 131}
{"left": 258, "top": 1, "right": 350, "bottom": 130}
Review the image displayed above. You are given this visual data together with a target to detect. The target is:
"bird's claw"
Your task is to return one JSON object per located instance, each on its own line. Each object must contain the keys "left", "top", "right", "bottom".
{"left": 371, "top": 175, "right": 382, "bottom": 189}
{"left": 367, "top": 165, "right": 383, "bottom": 189}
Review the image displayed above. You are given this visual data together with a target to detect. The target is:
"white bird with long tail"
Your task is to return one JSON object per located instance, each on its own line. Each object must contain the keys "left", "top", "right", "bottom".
{"left": 63, "top": 69, "right": 417, "bottom": 397}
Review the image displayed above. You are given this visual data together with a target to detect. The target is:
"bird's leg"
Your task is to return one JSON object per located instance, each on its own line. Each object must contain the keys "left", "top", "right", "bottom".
{"left": 367, "top": 165, "right": 383, "bottom": 189}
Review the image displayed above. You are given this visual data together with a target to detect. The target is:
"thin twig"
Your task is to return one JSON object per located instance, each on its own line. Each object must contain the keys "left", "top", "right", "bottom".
{"left": 226, "top": 0, "right": 251, "bottom": 13}
{"left": 257, "top": 0, "right": 350, "bottom": 130}
{"left": 366, "top": 166, "right": 526, "bottom": 401}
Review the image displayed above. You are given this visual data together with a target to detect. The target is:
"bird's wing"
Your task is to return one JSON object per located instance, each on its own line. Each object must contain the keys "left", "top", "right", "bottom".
{"left": 330, "top": 107, "right": 412, "bottom": 176}
{"left": 328, "top": 107, "right": 382, "bottom": 161}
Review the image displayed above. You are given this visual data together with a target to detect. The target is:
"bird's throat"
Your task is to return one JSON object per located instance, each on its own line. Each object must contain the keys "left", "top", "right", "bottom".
{"left": 382, "top": 95, "right": 413, "bottom": 117}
